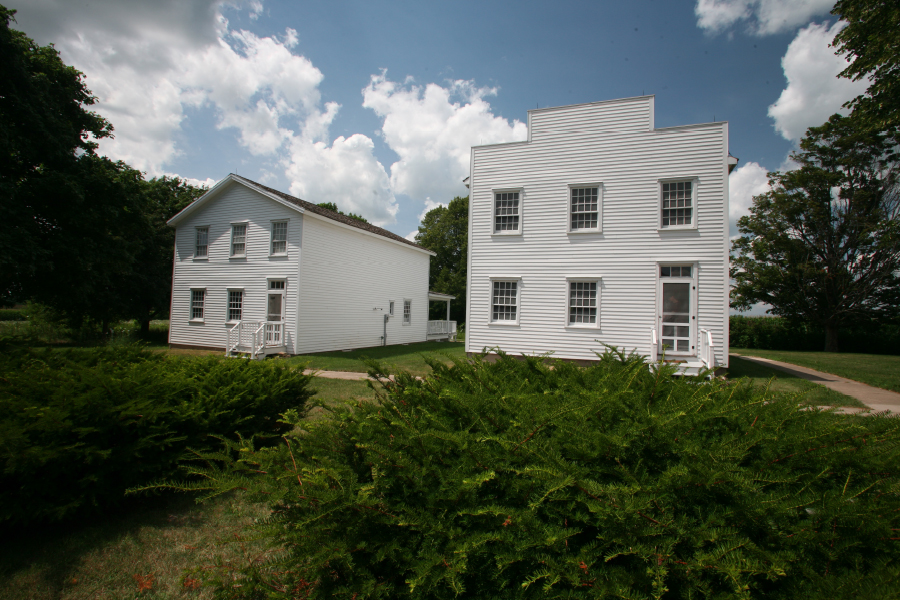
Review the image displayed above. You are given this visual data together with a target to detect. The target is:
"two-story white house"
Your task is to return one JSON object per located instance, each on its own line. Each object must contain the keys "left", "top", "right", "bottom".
{"left": 166, "top": 174, "right": 448, "bottom": 358}
{"left": 465, "top": 96, "right": 735, "bottom": 371}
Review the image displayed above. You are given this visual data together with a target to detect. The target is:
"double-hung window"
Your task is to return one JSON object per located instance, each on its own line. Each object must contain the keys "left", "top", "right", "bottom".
{"left": 195, "top": 227, "right": 208, "bottom": 258}
{"left": 389, "top": 301, "right": 395, "bottom": 316}
{"left": 231, "top": 224, "right": 247, "bottom": 257}
{"left": 567, "top": 279, "right": 599, "bottom": 326}
{"left": 493, "top": 190, "right": 521, "bottom": 233}
{"left": 270, "top": 221, "right": 288, "bottom": 255}
{"left": 227, "top": 290, "right": 243, "bottom": 322}
{"left": 569, "top": 185, "right": 601, "bottom": 232}
{"left": 660, "top": 180, "right": 695, "bottom": 228}
{"left": 190, "top": 289, "right": 206, "bottom": 321}
{"left": 490, "top": 279, "right": 519, "bottom": 323}
{"left": 403, "top": 299, "right": 411, "bottom": 325}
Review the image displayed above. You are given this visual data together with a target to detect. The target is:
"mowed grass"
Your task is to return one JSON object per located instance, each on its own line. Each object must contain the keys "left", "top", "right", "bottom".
{"left": 0, "top": 493, "right": 268, "bottom": 600}
{"left": 732, "top": 348, "right": 900, "bottom": 393}
{"left": 726, "top": 355, "right": 867, "bottom": 408}
{"left": 288, "top": 340, "right": 466, "bottom": 377}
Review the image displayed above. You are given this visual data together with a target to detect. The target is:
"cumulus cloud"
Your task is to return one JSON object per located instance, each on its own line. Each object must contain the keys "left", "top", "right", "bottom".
{"left": 768, "top": 21, "right": 870, "bottom": 142}
{"left": 405, "top": 230, "right": 419, "bottom": 242}
{"left": 695, "top": 0, "right": 833, "bottom": 35}
{"left": 418, "top": 199, "right": 448, "bottom": 221}
{"left": 363, "top": 73, "right": 527, "bottom": 205}
{"left": 729, "top": 162, "right": 770, "bottom": 236}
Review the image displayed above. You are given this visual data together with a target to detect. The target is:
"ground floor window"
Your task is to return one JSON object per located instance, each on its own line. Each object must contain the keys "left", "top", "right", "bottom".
{"left": 191, "top": 289, "right": 205, "bottom": 320}
{"left": 491, "top": 280, "right": 518, "bottom": 322}
{"left": 568, "top": 281, "right": 598, "bottom": 325}
{"left": 228, "top": 290, "right": 243, "bottom": 322}
{"left": 403, "top": 299, "right": 411, "bottom": 324}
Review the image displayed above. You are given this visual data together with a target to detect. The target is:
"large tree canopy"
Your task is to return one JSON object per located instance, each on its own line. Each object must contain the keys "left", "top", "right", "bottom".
{"left": 730, "top": 114, "right": 900, "bottom": 351}
{"left": 832, "top": 0, "right": 900, "bottom": 131}
{"left": 416, "top": 196, "right": 468, "bottom": 324}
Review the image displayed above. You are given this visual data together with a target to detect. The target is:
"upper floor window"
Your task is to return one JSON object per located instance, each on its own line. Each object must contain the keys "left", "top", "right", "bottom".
{"left": 190, "top": 289, "right": 205, "bottom": 320}
{"left": 568, "top": 280, "right": 599, "bottom": 326}
{"left": 569, "top": 186, "right": 600, "bottom": 232}
{"left": 231, "top": 224, "right": 247, "bottom": 256}
{"left": 271, "top": 221, "right": 288, "bottom": 255}
{"left": 403, "top": 299, "right": 411, "bottom": 325}
{"left": 660, "top": 180, "right": 694, "bottom": 228}
{"left": 491, "top": 279, "right": 518, "bottom": 323}
{"left": 195, "top": 227, "right": 208, "bottom": 258}
{"left": 493, "top": 191, "right": 520, "bottom": 233}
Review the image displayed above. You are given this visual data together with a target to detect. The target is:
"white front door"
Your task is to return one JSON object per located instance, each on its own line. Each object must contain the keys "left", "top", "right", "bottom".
{"left": 266, "top": 280, "right": 285, "bottom": 346}
{"left": 658, "top": 265, "right": 695, "bottom": 356}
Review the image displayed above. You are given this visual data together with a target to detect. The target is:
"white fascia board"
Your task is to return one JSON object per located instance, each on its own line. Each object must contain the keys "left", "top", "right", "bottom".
{"left": 302, "top": 210, "right": 437, "bottom": 257}
{"left": 166, "top": 174, "right": 305, "bottom": 227}
{"left": 653, "top": 121, "right": 728, "bottom": 133}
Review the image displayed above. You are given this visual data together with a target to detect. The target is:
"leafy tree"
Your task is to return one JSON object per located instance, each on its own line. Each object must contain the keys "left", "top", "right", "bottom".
{"left": 730, "top": 114, "right": 900, "bottom": 352}
{"left": 416, "top": 196, "right": 468, "bottom": 323}
{"left": 832, "top": 0, "right": 900, "bottom": 131}
{"left": 0, "top": 6, "right": 112, "bottom": 303}
{"left": 316, "top": 201, "right": 369, "bottom": 223}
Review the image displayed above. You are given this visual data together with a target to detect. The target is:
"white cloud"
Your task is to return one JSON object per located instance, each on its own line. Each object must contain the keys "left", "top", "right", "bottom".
{"left": 729, "top": 162, "right": 770, "bottom": 236}
{"left": 695, "top": 0, "right": 834, "bottom": 35}
{"left": 405, "top": 230, "right": 419, "bottom": 242}
{"left": 418, "top": 199, "right": 448, "bottom": 221}
{"left": 363, "top": 73, "right": 527, "bottom": 204}
{"left": 768, "top": 21, "right": 870, "bottom": 142}
{"left": 164, "top": 173, "right": 218, "bottom": 189}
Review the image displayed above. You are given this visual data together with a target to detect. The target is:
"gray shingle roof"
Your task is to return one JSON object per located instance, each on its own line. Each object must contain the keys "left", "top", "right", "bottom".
{"left": 231, "top": 174, "right": 427, "bottom": 252}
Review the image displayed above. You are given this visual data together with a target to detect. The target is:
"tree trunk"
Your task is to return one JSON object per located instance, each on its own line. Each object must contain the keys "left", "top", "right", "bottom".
{"left": 140, "top": 318, "right": 150, "bottom": 338}
{"left": 824, "top": 323, "right": 840, "bottom": 353}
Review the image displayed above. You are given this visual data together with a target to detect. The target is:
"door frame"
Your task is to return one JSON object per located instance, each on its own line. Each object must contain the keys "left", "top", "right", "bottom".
{"left": 655, "top": 262, "right": 698, "bottom": 358}
{"left": 266, "top": 278, "right": 287, "bottom": 346}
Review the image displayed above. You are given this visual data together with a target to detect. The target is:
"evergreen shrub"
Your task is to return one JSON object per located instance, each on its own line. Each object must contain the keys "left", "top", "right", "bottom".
{"left": 0, "top": 343, "right": 313, "bottom": 526}
{"left": 184, "top": 349, "right": 900, "bottom": 599}
{"left": 730, "top": 315, "right": 900, "bottom": 354}
{"left": 0, "top": 308, "right": 26, "bottom": 321}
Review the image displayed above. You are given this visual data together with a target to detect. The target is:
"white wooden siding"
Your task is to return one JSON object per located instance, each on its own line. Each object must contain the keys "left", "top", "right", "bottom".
{"left": 169, "top": 184, "right": 301, "bottom": 352}
{"left": 467, "top": 96, "right": 730, "bottom": 366}
{"left": 295, "top": 215, "right": 430, "bottom": 353}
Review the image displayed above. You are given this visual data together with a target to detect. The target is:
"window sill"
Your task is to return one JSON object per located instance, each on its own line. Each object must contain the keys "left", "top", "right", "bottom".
{"left": 189, "top": 319, "right": 205, "bottom": 324}
{"left": 229, "top": 255, "right": 247, "bottom": 259}
{"left": 564, "top": 324, "right": 600, "bottom": 329}
{"left": 269, "top": 253, "right": 288, "bottom": 258}
{"left": 491, "top": 231, "right": 522, "bottom": 237}
{"left": 488, "top": 321, "right": 520, "bottom": 327}
{"left": 192, "top": 256, "right": 208, "bottom": 261}
{"left": 567, "top": 229, "right": 602, "bottom": 235}
{"left": 658, "top": 225, "right": 697, "bottom": 232}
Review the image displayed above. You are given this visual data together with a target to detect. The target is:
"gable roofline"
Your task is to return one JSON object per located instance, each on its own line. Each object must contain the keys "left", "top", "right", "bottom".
{"left": 167, "top": 174, "right": 434, "bottom": 256}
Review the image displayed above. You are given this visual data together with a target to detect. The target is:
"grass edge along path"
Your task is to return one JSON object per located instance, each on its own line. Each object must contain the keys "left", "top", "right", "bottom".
{"left": 731, "top": 348, "right": 900, "bottom": 394}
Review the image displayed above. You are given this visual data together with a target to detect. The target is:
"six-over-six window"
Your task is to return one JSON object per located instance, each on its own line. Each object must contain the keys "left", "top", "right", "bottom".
{"left": 491, "top": 280, "right": 518, "bottom": 322}
{"left": 568, "top": 281, "right": 598, "bottom": 325}
{"left": 493, "top": 191, "right": 520, "bottom": 233}
{"left": 570, "top": 186, "right": 600, "bottom": 231}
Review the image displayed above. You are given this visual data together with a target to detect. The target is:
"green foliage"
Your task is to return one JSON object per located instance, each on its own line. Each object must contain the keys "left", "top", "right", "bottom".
{"left": 176, "top": 350, "right": 900, "bottom": 599}
{"left": 730, "top": 114, "right": 900, "bottom": 352}
{"left": 0, "top": 309, "right": 25, "bottom": 321}
{"left": 0, "top": 344, "right": 314, "bottom": 526}
{"left": 730, "top": 315, "right": 900, "bottom": 354}
{"left": 832, "top": 0, "right": 900, "bottom": 132}
{"left": 415, "top": 196, "right": 468, "bottom": 323}
{"left": 316, "top": 201, "right": 369, "bottom": 223}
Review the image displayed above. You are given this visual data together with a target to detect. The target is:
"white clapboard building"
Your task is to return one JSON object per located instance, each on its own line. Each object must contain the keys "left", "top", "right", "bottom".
{"left": 465, "top": 96, "right": 736, "bottom": 372}
{"left": 166, "top": 174, "right": 454, "bottom": 358}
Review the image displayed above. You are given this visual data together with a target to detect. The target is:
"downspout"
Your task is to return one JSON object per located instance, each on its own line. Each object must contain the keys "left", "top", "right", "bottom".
{"left": 384, "top": 314, "right": 388, "bottom": 346}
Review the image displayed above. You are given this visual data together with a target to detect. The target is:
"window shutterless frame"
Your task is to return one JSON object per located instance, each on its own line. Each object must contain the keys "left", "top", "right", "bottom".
{"left": 389, "top": 300, "right": 395, "bottom": 316}
{"left": 567, "top": 184, "right": 602, "bottom": 233}
{"left": 491, "top": 188, "right": 523, "bottom": 235}
{"left": 270, "top": 220, "right": 288, "bottom": 256}
{"left": 564, "top": 277, "right": 601, "bottom": 328}
{"left": 226, "top": 288, "right": 244, "bottom": 323}
{"left": 402, "top": 299, "right": 412, "bottom": 325}
{"left": 230, "top": 222, "right": 248, "bottom": 257}
{"left": 488, "top": 277, "right": 521, "bottom": 325}
{"left": 658, "top": 178, "right": 699, "bottom": 230}
{"left": 194, "top": 226, "right": 209, "bottom": 260}
{"left": 189, "top": 288, "right": 206, "bottom": 322}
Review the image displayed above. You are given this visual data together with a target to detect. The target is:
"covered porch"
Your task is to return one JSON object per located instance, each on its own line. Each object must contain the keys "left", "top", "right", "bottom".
{"left": 427, "top": 291, "right": 457, "bottom": 341}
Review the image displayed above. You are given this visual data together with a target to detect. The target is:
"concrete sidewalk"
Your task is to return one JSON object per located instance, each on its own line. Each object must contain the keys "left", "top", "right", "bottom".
{"left": 731, "top": 354, "right": 900, "bottom": 414}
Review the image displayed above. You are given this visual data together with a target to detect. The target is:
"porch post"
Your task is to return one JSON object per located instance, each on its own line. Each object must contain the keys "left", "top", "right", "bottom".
{"left": 446, "top": 300, "right": 450, "bottom": 321}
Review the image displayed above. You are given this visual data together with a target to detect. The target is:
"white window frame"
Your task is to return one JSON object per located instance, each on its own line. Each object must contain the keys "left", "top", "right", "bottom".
{"left": 270, "top": 220, "right": 289, "bottom": 256}
{"left": 194, "top": 226, "right": 209, "bottom": 260}
{"left": 488, "top": 277, "right": 521, "bottom": 326}
{"left": 564, "top": 277, "right": 601, "bottom": 328}
{"left": 567, "top": 184, "right": 602, "bottom": 233}
{"left": 658, "top": 178, "right": 699, "bottom": 231}
{"left": 230, "top": 222, "right": 248, "bottom": 258}
{"left": 402, "top": 299, "right": 412, "bottom": 326}
{"left": 189, "top": 288, "right": 206, "bottom": 322}
{"left": 491, "top": 188, "right": 523, "bottom": 236}
{"left": 389, "top": 300, "right": 395, "bottom": 316}
{"left": 226, "top": 288, "right": 245, "bottom": 323}
{"left": 656, "top": 261, "right": 698, "bottom": 356}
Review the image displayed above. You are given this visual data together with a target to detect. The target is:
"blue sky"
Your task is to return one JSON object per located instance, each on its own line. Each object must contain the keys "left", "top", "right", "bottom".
{"left": 12, "top": 0, "right": 866, "bottom": 242}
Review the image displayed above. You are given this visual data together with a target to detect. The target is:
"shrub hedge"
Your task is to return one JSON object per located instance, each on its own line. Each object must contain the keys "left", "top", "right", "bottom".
{"left": 0, "top": 309, "right": 26, "bottom": 321}
{"left": 0, "top": 343, "right": 313, "bottom": 526}
{"left": 729, "top": 315, "right": 900, "bottom": 354}
{"left": 181, "top": 349, "right": 900, "bottom": 599}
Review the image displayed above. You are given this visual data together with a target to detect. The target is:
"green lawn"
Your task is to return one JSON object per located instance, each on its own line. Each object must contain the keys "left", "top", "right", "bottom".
{"left": 288, "top": 340, "right": 466, "bottom": 377}
{"left": 725, "top": 355, "right": 866, "bottom": 408}
{"left": 731, "top": 348, "right": 900, "bottom": 393}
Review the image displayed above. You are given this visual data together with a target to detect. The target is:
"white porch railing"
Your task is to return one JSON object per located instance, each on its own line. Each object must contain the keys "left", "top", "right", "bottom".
{"left": 699, "top": 328, "right": 715, "bottom": 370}
{"left": 427, "top": 320, "right": 457, "bottom": 340}
{"left": 226, "top": 320, "right": 285, "bottom": 359}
